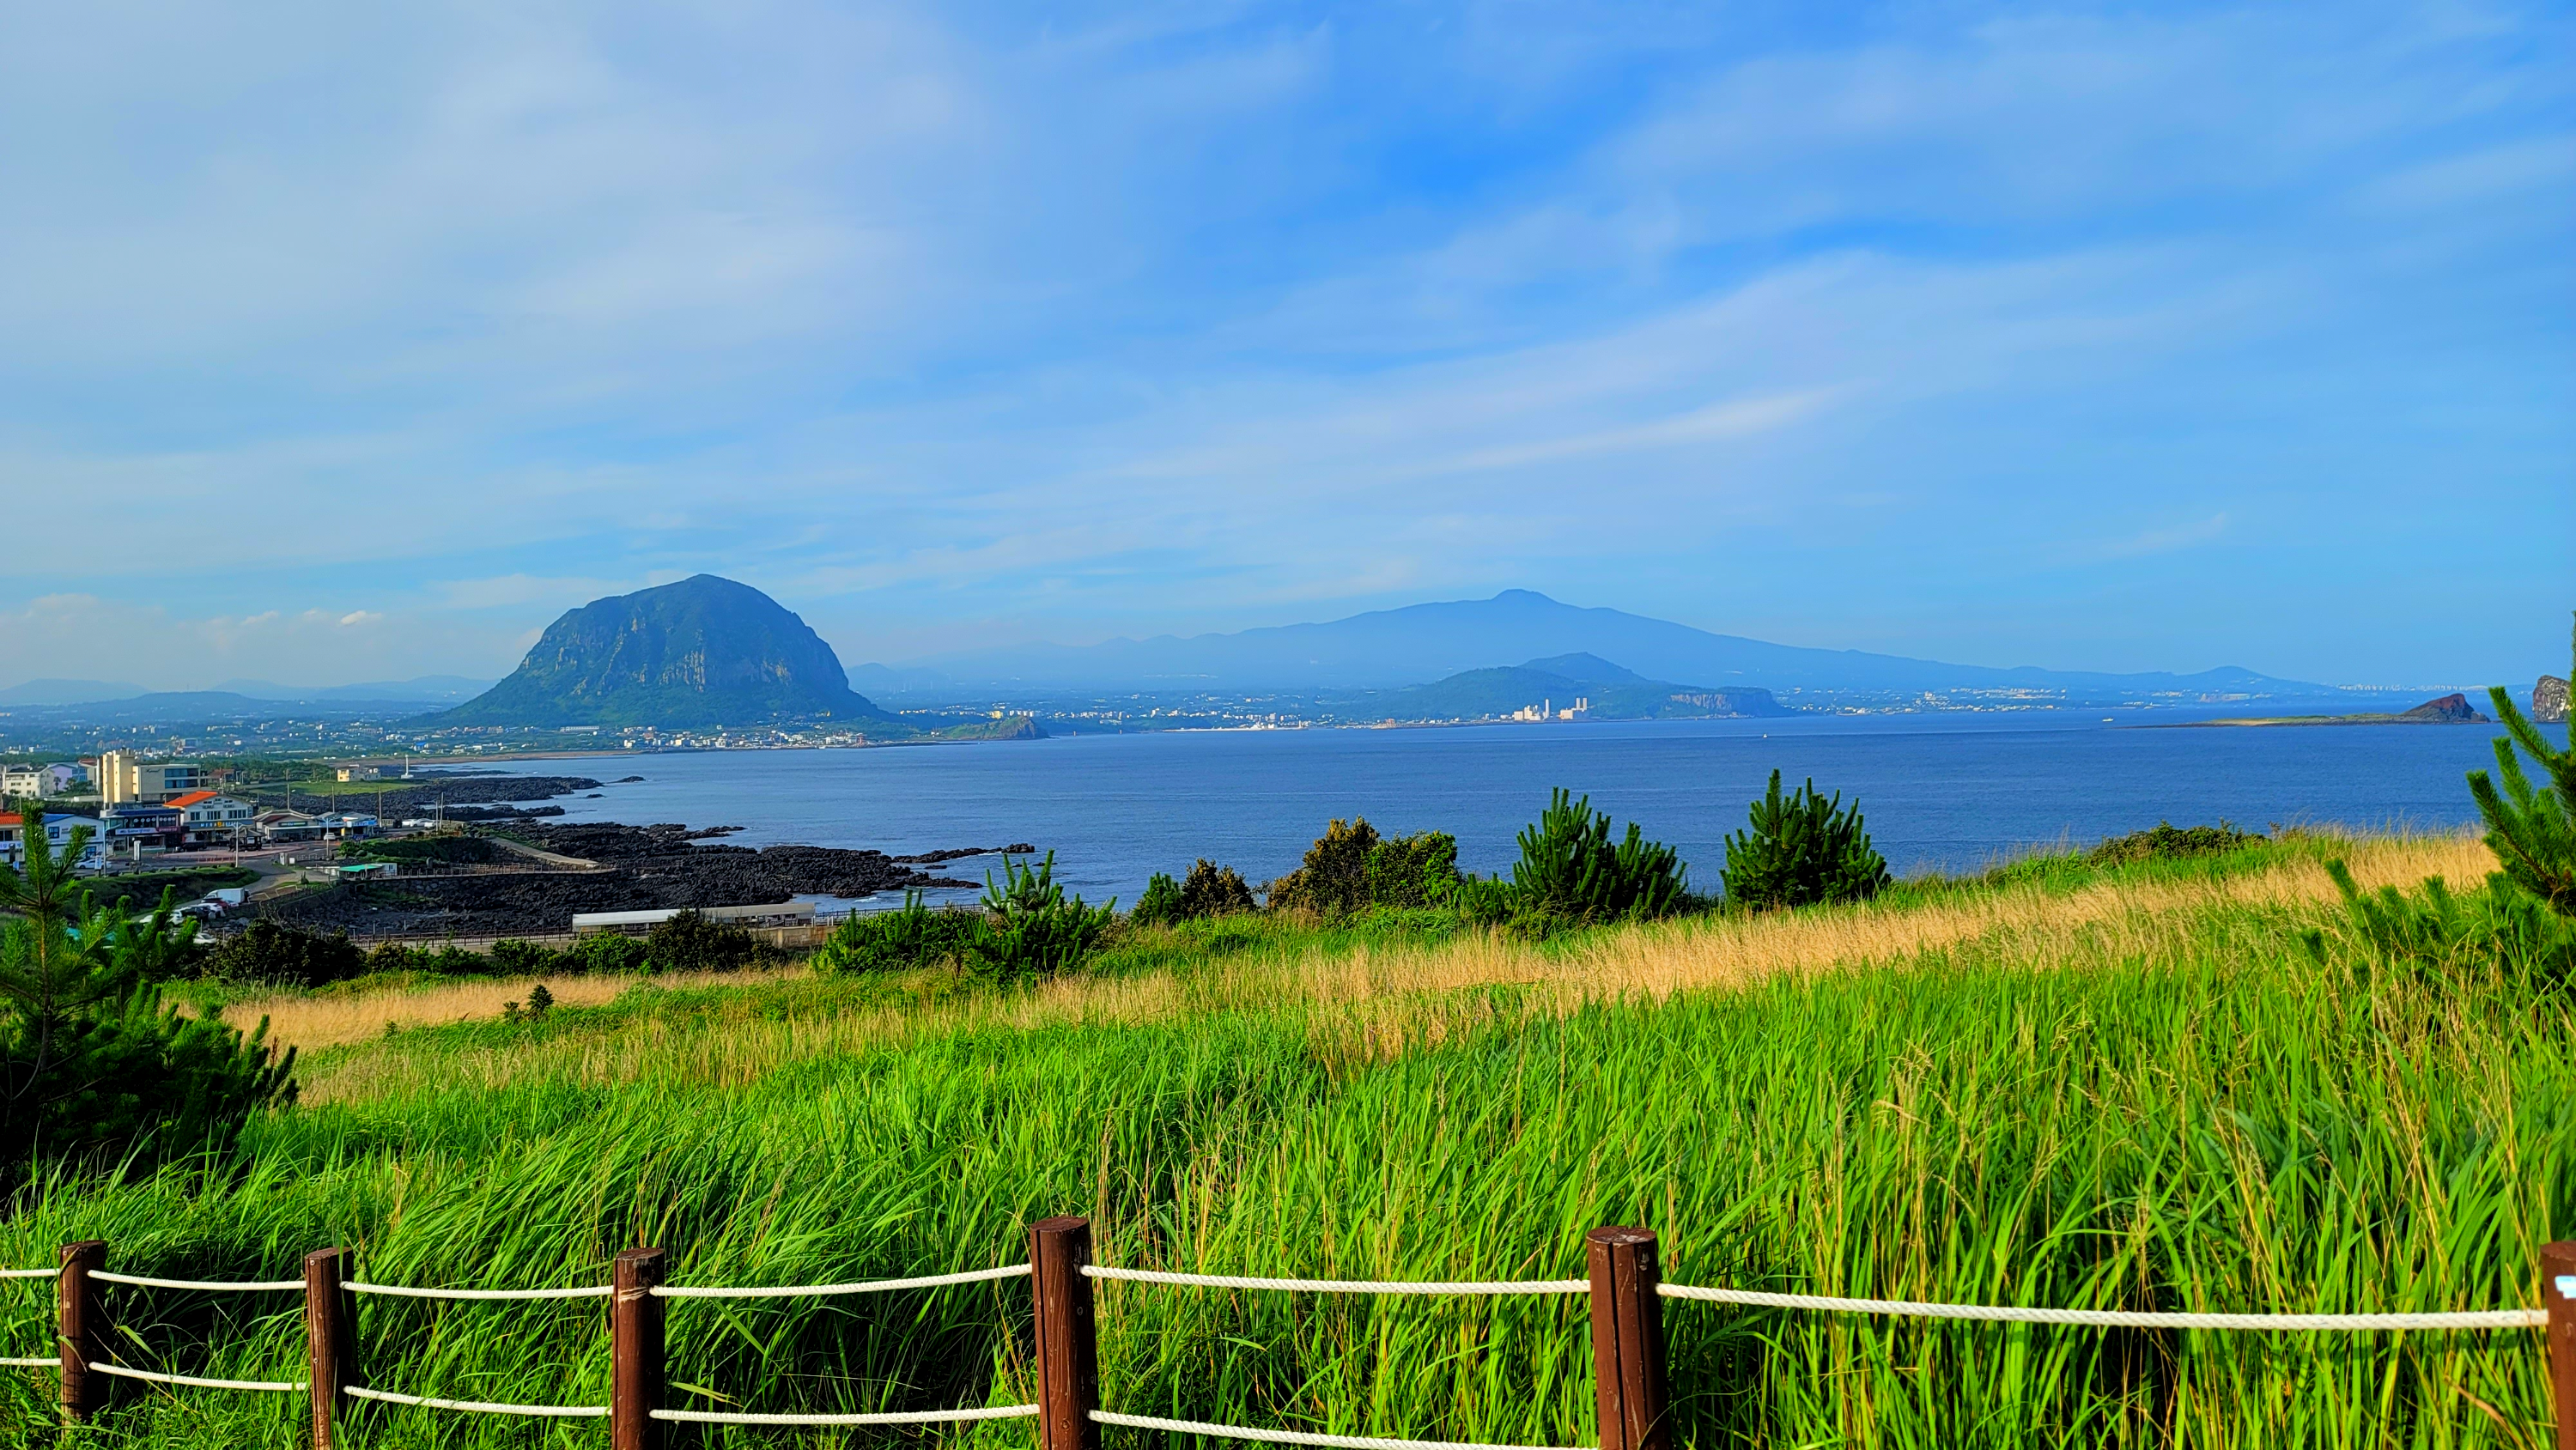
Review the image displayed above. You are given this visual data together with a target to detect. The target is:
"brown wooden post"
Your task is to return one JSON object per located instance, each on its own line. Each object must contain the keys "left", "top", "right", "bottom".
{"left": 1587, "top": 1227, "right": 1668, "bottom": 1450}
{"left": 58, "top": 1240, "right": 106, "bottom": 1423}
{"left": 2546, "top": 1240, "right": 2576, "bottom": 1450}
{"left": 305, "top": 1247, "right": 357, "bottom": 1449}
{"left": 1030, "top": 1216, "right": 1100, "bottom": 1450}
{"left": 611, "top": 1247, "right": 666, "bottom": 1450}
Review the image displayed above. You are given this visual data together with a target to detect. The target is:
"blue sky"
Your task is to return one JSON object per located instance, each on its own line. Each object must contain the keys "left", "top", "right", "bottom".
{"left": 1, "top": 0, "right": 2567, "bottom": 690}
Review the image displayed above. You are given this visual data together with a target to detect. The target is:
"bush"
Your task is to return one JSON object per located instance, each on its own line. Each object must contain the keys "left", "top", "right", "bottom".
{"left": 2087, "top": 822, "right": 2259, "bottom": 866}
{"left": 2471, "top": 617, "right": 2575, "bottom": 916}
{"left": 203, "top": 919, "right": 367, "bottom": 987}
{"left": 646, "top": 910, "right": 774, "bottom": 974}
{"left": 970, "top": 852, "right": 1114, "bottom": 979}
{"left": 1135, "top": 860, "right": 1261, "bottom": 925}
{"left": 1265, "top": 819, "right": 1379, "bottom": 915}
{"left": 563, "top": 932, "right": 650, "bottom": 974}
{"left": 1512, "top": 789, "right": 1690, "bottom": 923}
{"left": 1365, "top": 833, "right": 1462, "bottom": 909}
{"left": 811, "top": 893, "right": 983, "bottom": 974}
{"left": 1720, "top": 771, "right": 1890, "bottom": 911}
{"left": 489, "top": 939, "right": 555, "bottom": 974}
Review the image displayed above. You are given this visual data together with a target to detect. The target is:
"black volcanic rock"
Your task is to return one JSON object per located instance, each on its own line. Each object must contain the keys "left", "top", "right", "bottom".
{"left": 436, "top": 576, "right": 898, "bottom": 729}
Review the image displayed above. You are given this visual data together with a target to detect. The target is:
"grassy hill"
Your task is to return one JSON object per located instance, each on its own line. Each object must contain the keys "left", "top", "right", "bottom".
{"left": 1356, "top": 652, "right": 1790, "bottom": 720}
{"left": 3, "top": 830, "right": 2565, "bottom": 1445}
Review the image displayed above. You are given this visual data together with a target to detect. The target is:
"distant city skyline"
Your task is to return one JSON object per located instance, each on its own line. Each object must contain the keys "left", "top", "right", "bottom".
{"left": 2, "top": 0, "right": 2567, "bottom": 689}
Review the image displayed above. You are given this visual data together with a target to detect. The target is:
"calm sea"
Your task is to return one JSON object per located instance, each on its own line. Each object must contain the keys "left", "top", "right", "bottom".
{"left": 486, "top": 711, "right": 2530, "bottom": 910}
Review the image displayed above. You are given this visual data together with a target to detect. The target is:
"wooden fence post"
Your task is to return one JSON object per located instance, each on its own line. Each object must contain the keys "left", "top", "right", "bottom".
{"left": 611, "top": 1247, "right": 666, "bottom": 1450}
{"left": 305, "top": 1247, "right": 356, "bottom": 1449}
{"left": 1587, "top": 1227, "right": 1668, "bottom": 1450}
{"left": 2546, "top": 1240, "right": 2576, "bottom": 1450}
{"left": 1030, "top": 1216, "right": 1100, "bottom": 1450}
{"left": 58, "top": 1240, "right": 106, "bottom": 1423}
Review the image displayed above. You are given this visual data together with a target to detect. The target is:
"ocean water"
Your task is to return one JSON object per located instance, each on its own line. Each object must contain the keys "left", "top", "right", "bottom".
{"left": 484, "top": 709, "right": 2533, "bottom": 911}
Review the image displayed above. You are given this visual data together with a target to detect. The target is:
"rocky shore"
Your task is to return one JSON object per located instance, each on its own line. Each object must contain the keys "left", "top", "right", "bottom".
{"left": 257, "top": 819, "right": 1038, "bottom": 939}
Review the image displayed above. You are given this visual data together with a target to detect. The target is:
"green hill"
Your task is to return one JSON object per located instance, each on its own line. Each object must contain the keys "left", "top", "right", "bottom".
{"left": 436, "top": 575, "right": 901, "bottom": 730}
{"left": 1356, "top": 653, "right": 1789, "bottom": 720}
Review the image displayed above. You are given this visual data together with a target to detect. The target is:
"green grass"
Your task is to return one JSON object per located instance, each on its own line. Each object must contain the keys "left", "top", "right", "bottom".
{"left": 2, "top": 838, "right": 2568, "bottom": 1447}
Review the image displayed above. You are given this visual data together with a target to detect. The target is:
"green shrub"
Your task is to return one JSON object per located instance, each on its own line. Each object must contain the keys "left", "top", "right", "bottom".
{"left": 812, "top": 893, "right": 983, "bottom": 974}
{"left": 970, "top": 852, "right": 1113, "bottom": 979}
{"left": 203, "top": 919, "right": 367, "bottom": 987}
{"left": 1136, "top": 860, "right": 1261, "bottom": 925}
{"left": 1364, "top": 833, "right": 1462, "bottom": 908}
{"left": 1180, "top": 859, "right": 1260, "bottom": 918}
{"left": 646, "top": 910, "right": 773, "bottom": 974}
{"left": 2087, "top": 822, "right": 2259, "bottom": 866}
{"left": 563, "top": 932, "right": 650, "bottom": 974}
{"left": 1511, "top": 788, "right": 1689, "bottom": 924}
{"left": 1131, "top": 873, "right": 1186, "bottom": 926}
{"left": 489, "top": 939, "right": 555, "bottom": 975}
{"left": 1265, "top": 819, "right": 1379, "bottom": 915}
{"left": 1720, "top": 770, "right": 1890, "bottom": 911}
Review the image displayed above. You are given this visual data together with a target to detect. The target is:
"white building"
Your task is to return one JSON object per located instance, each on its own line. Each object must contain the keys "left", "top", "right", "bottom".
{"left": 0, "top": 765, "right": 41, "bottom": 798}
{"left": 0, "top": 811, "right": 107, "bottom": 865}
{"left": 166, "top": 791, "right": 257, "bottom": 842}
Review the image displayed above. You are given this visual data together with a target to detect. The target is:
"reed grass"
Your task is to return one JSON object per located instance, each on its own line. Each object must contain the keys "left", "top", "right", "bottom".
{"left": 1, "top": 830, "right": 2565, "bottom": 1447}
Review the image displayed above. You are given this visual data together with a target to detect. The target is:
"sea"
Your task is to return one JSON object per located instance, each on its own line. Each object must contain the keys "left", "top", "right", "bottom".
{"left": 478, "top": 708, "right": 2540, "bottom": 912}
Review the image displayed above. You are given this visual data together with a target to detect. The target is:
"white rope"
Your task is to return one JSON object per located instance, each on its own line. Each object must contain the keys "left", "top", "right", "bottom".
{"left": 653, "top": 1403, "right": 1041, "bottom": 1425}
{"left": 343, "top": 1281, "right": 611, "bottom": 1301}
{"left": 1084, "top": 1267, "right": 1587, "bottom": 1296}
{"left": 91, "top": 1271, "right": 303, "bottom": 1292}
{"left": 0, "top": 1356, "right": 57, "bottom": 1368}
{"left": 1656, "top": 1283, "right": 2550, "bottom": 1330}
{"left": 655, "top": 1262, "right": 1031, "bottom": 1299}
{"left": 0, "top": 1269, "right": 55, "bottom": 1279}
{"left": 1093, "top": 1408, "right": 1569, "bottom": 1450}
{"left": 87, "top": 1362, "right": 306, "bottom": 1392}
{"left": 346, "top": 1384, "right": 608, "bottom": 1417}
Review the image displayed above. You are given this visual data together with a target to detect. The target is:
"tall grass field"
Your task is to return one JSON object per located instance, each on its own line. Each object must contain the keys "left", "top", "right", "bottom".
{"left": 3, "top": 832, "right": 2567, "bottom": 1447}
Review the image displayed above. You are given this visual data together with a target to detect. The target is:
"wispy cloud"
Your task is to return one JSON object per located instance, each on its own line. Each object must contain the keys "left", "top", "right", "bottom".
{"left": 0, "top": 0, "right": 2567, "bottom": 685}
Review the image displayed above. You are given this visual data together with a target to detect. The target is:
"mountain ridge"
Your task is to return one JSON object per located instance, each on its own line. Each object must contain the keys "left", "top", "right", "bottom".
{"left": 866, "top": 590, "right": 2371, "bottom": 701}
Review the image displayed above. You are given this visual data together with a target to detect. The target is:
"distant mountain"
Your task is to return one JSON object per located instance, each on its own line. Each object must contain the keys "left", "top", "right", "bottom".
{"left": 214, "top": 675, "right": 495, "bottom": 703}
{"left": 0, "top": 678, "right": 147, "bottom": 706}
{"left": 1357, "top": 655, "right": 1790, "bottom": 722}
{"left": 905, "top": 590, "right": 2366, "bottom": 701}
{"left": 438, "top": 575, "right": 898, "bottom": 729}
{"left": 848, "top": 662, "right": 955, "bottom": 696}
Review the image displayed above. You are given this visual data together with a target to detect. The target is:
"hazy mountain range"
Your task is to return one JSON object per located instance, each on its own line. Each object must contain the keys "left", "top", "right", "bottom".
{"left": 0, "top": 676, "right": 494, "bottom": 712}
{"left": 859, "top": 590, "right": 2371, "bottom": 702}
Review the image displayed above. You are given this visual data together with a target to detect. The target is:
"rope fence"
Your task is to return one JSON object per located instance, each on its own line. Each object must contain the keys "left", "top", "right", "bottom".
{"left": 3, "top": 1223, "right": 2570, "bottom": 1450}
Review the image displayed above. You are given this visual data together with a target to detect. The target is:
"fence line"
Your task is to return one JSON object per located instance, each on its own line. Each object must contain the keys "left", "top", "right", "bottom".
{"left": 1083, "top": 1265, "right": 1586, "bottom": 1295}
{"left": 1655, "top": 1281, "right": 2554, "bottom": 1331}
{"left": 8, "top": 1227, "right": 2573, "bottom": 1450}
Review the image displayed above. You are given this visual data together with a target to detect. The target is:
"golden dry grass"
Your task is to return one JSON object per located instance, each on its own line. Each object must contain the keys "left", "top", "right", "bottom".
{"left": 289, "top": 833, "right": 2494, "bottom": 1105}
{"left": 228, "top": 965, "right": 811, "bottom": 1048}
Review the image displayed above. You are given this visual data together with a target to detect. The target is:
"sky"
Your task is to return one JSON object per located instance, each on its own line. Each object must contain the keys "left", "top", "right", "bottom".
{"left": 0, "top": 0, "right": 2568, "bottom": 692}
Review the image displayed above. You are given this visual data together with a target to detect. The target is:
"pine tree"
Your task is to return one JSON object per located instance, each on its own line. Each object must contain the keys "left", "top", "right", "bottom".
{"left": 1509, "top": 789, "right": 1688, "bottom": 923}
{"left": 2470, "top": 613, "right": 2576, "bottom": 915}
{"left": 2, "top": 808, "right": 295, "bottom": 1174}
{"left": 1721, "top": 770, "right": 1892, "bottom": 911}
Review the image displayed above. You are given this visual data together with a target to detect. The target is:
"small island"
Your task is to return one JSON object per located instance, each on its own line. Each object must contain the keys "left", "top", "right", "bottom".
{"left": 2162, "top": 692, "right": 2492, "bottom": 728}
